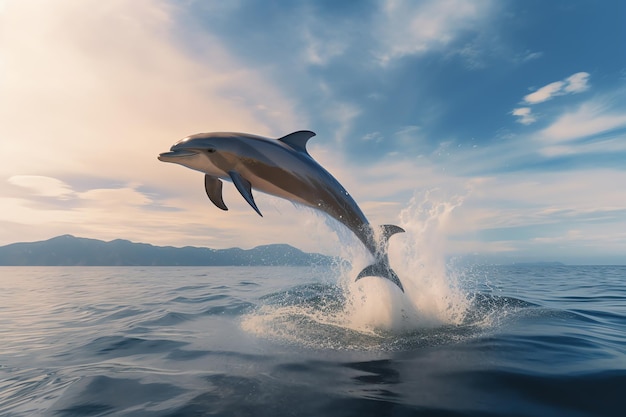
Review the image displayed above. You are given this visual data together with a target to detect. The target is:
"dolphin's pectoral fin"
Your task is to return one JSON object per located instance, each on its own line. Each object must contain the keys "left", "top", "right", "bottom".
{"left": 204, "top": 175, "right": 228, "bottom": 211}
{"left": 356, "top": 261, "right": 404, "bottom": 293}
{"left": 228, "top": 171, "right": 263, "bottom": 217}
{"left": 277, "top": 131, "right": 316, "bottom": 155}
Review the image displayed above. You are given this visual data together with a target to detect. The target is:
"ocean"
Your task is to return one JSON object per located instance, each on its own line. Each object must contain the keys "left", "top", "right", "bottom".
{"left": 1, "top": 263, "right": 624, "bottom": 417}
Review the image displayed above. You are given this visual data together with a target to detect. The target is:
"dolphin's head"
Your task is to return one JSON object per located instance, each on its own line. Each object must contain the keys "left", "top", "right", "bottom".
{"left": 158, "top": 132, "right": 243, "bottom": 176}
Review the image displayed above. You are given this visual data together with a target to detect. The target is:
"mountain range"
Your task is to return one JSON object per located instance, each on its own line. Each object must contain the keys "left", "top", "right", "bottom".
{"left": 0, "top": 235, "right": 334, "bottom": 266}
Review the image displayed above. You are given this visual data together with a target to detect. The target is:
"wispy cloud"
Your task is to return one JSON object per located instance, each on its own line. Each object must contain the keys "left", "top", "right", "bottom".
{"left": 361, "top": 132, "right": 384, "bottom": 143}
{"left": 0, "top": 0, "right": 310, "bottom": 249}
{"left": 511, "top": 72, "right": 591, "bottom": 125}
{"left": 326, "top": 102, "right": 361, "bottom": 143}
{"left": 1, "top": 1, "right": 624, "bottom": 264}
{"left": 4, "top": 136, "right": 626, "bottom": 262}
{"left": 0, "top": 172, "right": 347, "bottom": 253}
{"left": 375, "top": 0, "right": 493, "bottom": 64}
{"left": 1, "top": 0, "right": 302, "bottom": 181}
{"left": 539, "top": 100, "right": 626, "bottom": 144}
{"left": 511, "top": 107, "right": 536, "bottom": 125}
{"left": 563, "top": 72, "right": 591, "bottom": 94}
{"left": 8, "top": 176, "right": 75, "bottom": 199}
{"left": 521, "top": 51, "right": 543, "bottom": 63}
{"left": 301, "top": 24, "right": 349, "bottom": 66}
{"left": 523, "top": 72, "right": 590, "bottom": 104}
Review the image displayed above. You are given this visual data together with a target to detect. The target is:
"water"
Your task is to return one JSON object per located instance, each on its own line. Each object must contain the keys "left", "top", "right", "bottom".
{"left": 1, "top": 264, "right": 625, "bottom": 417}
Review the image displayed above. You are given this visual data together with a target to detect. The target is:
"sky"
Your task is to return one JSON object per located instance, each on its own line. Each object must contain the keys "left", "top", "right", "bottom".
{"left": 1, "top": 0, "right": 625, "bottom": 264}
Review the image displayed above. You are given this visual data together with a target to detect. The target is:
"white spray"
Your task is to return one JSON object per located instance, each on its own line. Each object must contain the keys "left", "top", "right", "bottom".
{"left": 241, "top": 189, "right": 473, "bottom": 345}
{"left": 341, "top": 189, "right": 470, "bottom": 333}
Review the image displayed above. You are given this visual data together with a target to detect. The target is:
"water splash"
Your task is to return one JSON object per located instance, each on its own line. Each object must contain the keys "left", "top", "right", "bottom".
{"left": 340, "top": 189, "right": 470, "bottom": 333}
{"left": 241, "top": 189, "right": 478, "bottom": 347}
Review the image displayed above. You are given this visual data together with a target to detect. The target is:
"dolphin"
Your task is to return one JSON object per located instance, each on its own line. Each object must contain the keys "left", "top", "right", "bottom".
{"left": 158, "top": 130, "right": 405, "bottom": 291}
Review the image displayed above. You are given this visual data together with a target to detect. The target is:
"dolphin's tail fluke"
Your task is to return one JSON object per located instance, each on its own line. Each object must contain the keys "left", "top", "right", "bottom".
{"left": 355, "top": 224, "right": 405, "bottom": 292}
{"left": 356, "top": 261, "right": 404, "bottom": 292}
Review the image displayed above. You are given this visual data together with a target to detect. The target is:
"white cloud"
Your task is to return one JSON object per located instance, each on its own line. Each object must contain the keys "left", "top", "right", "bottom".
{"left": 511, "top": 107, "right": 536, "bottom": 125}
{"left": 539, "top": 101, "right": 626, "bottom": 144}
{"left": 563, "top": 72, "right": 591, "bottom": 93}
{"left": 79, "top": 187, "right": 153, "bottom": 207}
{"left": 8, "top": 176, "right": 75, "bottom": 199}
{"left": 521, "top": 51, "right": 543, "bottom": 62}
{"left": 511, "top": 72, "right": 592, "bottom": 125}
{"left": 540, "top": 135, "right": 626, "bottom": 157}
{"left": 523, "top": 72, "right": 590, "bottom": 104}
{"left": 3, "top": 143, "right": 626, "bottom": 263}
{"left": 524, "top": 81, "right": 565, "bottom": 104}
{"left": 0, "top": 197, "right": 86, "bottom": 226}
{"left": 452, "top": 169, "right": 626, "bottom": 259}
{"left": 302, "top": 26, "right": 348, "bottom": 66}
{"left": 0, "top": 175, "right": 347, "bottom": 254}
{"left": 362, "top": 131, "right": 384, "bottom": 143}
{"left": 376, "top": 0, "right": 493, "bottom": 64}
{"left": 0, "top": 0, "right": 310, "bottom": 247}
{"left": 326, "top": 102, "right": 361, "bottom": 143}
{"left": 1, "top": 0, "right": 303, "bottom": 187}
{"left": 1, "top": 2, "right": 624, "bottom": 264}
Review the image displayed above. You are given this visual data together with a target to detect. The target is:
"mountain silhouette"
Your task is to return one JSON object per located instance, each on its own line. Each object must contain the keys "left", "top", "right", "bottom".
{"left": 0, "top": 235, "right": 334, "bottom": 266}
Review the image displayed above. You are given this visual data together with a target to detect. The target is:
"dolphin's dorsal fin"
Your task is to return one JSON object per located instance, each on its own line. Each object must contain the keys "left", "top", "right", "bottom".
{"left": 229, "top": 171, "right": 263, "bottom": 217}
{"left": 204, "top": 175, "right": 228, "bottom": 211}
{"left": 277, "top": 130, "right": 316, "bottom": 155}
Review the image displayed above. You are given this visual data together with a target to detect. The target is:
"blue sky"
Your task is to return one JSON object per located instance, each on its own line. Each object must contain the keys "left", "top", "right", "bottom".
{"left": 2, "top": 0, "right": 625, "bottom": 263}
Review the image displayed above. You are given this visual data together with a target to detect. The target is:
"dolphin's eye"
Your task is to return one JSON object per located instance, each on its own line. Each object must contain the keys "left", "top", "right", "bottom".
{"left": 207, "top": 148, "right": 216, "bottom": 153}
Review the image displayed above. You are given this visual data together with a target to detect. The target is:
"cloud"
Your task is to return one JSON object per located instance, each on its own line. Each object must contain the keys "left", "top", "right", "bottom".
{"left": 510, "top": 72, "right": 591, "bottom": 125}
{"left": 0, "top": 174, "right": 347, "bottom": 254}
{"left": 563, "top": 72, "right": 591, "bottom": 94}
{"left": 523, "top": 81, "right": 566, "bottom": 105}
{"left": 4, "top": 142, "right": 626, "bottom": 263}
{"left": 523, "top": 72, "right": 590, "bottom": 104}
{"left": 521, "top": 51, "right": 543, "bottom": 62}
{"left": 326, "top": 102, "right": 361, "bottom": 143}
{"left": 79, "top": 187, "right": 153, "bottom": 207}
{"left": 511, "top": 107, "right": 536, "bottom": 125}
{"left": 451, "top": 169, "right": 626, "bottom": 260}
{"left": 0, "top": 0, "right": 308, "bottom": 246}
{"left": 301, "top": 23, "right": 349, "bottom": 66}
{"left": 375, "top": 0, "right": 493, "bottom": 64}
{"left": 1, "top": 1, "right": 624, "bottom": 264}
{"left": 540, "top": 136, "right": 626, "bottom": 158}
{"left": 1, "top": 0, "right": 302, "bottom": 184}
{"left": 361, "top": 132, "right": 384, "bottom": 143}
{"left": 8, "top": 175, "right": 75, "bottom": 199}
{"left": 539, "top": 101, "right": 626, "bottom": 144}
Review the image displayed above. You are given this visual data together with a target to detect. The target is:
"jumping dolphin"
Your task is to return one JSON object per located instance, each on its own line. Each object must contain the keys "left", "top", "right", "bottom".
{"left": 158, "top": 130, "right": 405, "bottom": 291}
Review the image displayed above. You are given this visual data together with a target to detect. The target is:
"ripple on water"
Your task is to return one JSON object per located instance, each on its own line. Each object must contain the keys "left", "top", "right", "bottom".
{"left": 83, "top": 336, "right": 188, "bottom": 358}
{"left": 49, "top": 376, "right": 189, "bottom": 416}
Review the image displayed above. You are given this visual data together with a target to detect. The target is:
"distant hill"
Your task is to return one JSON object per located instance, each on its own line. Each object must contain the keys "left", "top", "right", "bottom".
{"left": 0, "top": 235, "right": 334, "bottom": 266}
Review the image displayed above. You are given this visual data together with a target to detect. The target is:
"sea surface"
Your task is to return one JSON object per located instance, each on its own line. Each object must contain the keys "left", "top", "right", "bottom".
{"left": 1, "top": 264, "right": 625, "bottom": 416}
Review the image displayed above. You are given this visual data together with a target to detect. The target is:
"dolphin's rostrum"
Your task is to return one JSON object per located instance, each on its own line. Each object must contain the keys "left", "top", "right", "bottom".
{"left": 158, "top": 131, "right": 405, "bottom": 291}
